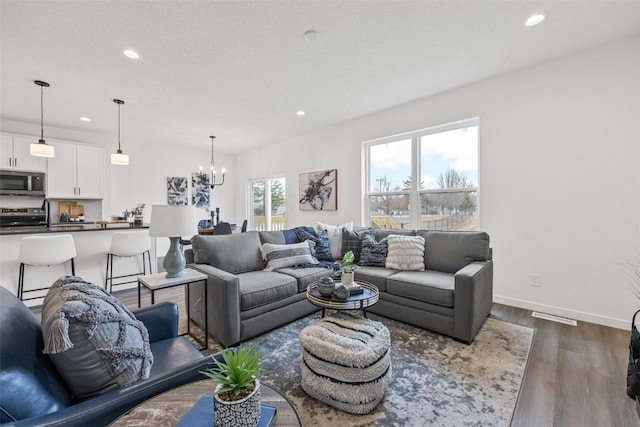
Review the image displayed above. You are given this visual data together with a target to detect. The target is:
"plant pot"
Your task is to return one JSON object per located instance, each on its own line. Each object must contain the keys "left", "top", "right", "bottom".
{"left": 133, "top": 215, "right": 143, "bottom": 226}
{"left": 341, "top": 271, "right": 354, "bottom": 285}
{"left": 214, "top": 379, "right": 261, "bottom": 427}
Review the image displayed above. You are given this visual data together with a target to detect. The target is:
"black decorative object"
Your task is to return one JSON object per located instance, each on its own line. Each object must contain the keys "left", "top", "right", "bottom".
{"left": 333, "top": 284, "right": 350, "bottom": 301}
{"left": 317, "top": 277, "right": 335, "bottom": 297}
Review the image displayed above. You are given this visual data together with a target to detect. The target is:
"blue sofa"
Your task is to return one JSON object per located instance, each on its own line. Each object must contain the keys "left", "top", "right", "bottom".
{"left": 0, "top": 286, "right": 217, "bottom": 427}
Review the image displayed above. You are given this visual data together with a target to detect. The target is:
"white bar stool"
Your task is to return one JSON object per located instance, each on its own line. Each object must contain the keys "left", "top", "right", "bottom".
{"left": 18, "top": 234, "right": 77, "bottom": 301}
{"left": 105, "top": 230, "right": 152, "bottom": 293}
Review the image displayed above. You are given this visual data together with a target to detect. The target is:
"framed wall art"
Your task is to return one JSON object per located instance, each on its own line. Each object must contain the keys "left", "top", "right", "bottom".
{"left": 167, "top": 177, "right": 188, "bottom": 206}
{"left": 299, "top": 169, "right": 337, "bottom": 211}
{"left": 191, "top": 172, "right": 210, "bottom": 208}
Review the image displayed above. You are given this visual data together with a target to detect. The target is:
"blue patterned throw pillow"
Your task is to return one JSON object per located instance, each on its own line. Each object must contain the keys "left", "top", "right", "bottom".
{"left": 358, "top": 234, "right": 389, "bottom": 267}
{"left": 297, "top": 229, "right": 333, "bottom": 261}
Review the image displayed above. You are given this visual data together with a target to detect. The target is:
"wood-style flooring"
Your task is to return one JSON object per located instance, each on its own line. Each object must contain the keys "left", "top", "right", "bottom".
{"left": 32, "top": 287, "right": 640, "bottom": 426}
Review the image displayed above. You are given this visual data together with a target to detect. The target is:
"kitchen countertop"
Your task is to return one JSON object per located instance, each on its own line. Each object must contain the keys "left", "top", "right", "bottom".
{"left": 0, "top": 223, "right": 149, "bottom": 236}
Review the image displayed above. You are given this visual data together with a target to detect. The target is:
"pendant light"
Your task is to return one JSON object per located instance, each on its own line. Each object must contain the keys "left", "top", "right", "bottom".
{"left": 30, "top": 80, "right": 55, "bottom": 157}
{"left": 111, "top": 99, "right": 129, "bottom": 165}
{"left": 198, "top": 136, "right": 225, "bottom": 189}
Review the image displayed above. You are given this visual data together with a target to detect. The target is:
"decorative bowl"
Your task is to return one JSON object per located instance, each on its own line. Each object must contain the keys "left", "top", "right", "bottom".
{"left": 317, "top": 277, "right": 335, "bottom": 297}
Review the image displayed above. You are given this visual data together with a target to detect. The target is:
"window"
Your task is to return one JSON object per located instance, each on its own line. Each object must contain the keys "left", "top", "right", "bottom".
{"left": 249, "top": 176, "right": 286, "bottom": 231}
{"left": 365, "top": 118, "right": 478, "bottom": 231}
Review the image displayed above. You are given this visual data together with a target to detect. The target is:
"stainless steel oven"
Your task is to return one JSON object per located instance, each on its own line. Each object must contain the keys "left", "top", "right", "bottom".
{"left": 0, "top": 170, "right": 45, "bottom": 196}
{"left": 0, "top": 207, "right": 47, "bottom": 229}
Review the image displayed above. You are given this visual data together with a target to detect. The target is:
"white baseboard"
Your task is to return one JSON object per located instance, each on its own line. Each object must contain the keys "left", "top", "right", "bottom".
{"left": 493, "top": 295, "right": 630, "bottom": 330}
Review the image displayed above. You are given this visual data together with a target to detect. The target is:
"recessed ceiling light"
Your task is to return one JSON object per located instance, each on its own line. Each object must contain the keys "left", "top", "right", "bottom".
{"left": 80, "top": 117, "right": 91, "bottom": 122}
{"left": 304, "top": 30, "right": 319, "bottom": 41}
{"left": 296, "top": 110, "right": 305, "bottom": 116}
{"left": 123, "top": 49, "right": 140, "bottom": 59}
{"left": 525, "top": 13, "right": 547, "bottom": 27}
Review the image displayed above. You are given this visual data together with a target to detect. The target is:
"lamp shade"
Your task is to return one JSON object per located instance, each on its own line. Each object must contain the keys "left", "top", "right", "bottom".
{"left": 30, "top": 142, "right": 55, "bottom": 157}
{"left": 149, "top": 205, "right": 198, "bottom": 238}
{"left": 111, "top": 151, "right": 129, "bottom": 165}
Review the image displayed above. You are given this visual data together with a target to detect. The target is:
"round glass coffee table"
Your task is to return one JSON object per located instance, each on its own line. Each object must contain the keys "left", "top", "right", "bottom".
{"left": 109, "top": 379, "right": 301, "bottom": 426}
{"left": 306, "top": 280, "right": 379, "bottom": 317}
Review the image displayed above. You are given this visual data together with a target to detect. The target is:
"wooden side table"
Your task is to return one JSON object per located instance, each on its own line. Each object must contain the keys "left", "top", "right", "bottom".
{"left": 109, "top": 379, "right": 302, "bottom": 426}
{"left": 137, "top": 268, "right": 208, "bottom": 350}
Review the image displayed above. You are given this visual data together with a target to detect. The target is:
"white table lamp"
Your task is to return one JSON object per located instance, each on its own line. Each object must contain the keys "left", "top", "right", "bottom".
{"left": 149, "top": 205, "right": 198, "bottom": 278}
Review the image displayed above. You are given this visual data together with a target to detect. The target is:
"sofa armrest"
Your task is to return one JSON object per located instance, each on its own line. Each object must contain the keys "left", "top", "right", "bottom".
{"left": 453, "top": 260, "right": 493, "bottom": 343}
{"left": 188, "top": 263, "right": 242, "bottom": 347}
{"left": 7, "top": 354, "right": 223, "bottom": 427}
{"left": 132, "top": 302, "right": 179, "bottom": 342}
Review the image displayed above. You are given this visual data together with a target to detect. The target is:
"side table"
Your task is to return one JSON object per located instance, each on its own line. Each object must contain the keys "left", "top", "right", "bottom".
{"left": 137, "top": 268, "right": 208, "bottom": 350}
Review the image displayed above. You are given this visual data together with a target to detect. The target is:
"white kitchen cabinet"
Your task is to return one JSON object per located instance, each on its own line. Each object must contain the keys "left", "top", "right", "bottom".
{"left": 47, "top": 141, "right": 104, "bottom": 199}
{"left": 0, "top": 135, "right": 47, "bottom": 172}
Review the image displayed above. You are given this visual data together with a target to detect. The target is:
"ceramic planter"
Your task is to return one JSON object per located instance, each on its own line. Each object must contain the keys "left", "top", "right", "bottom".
{"left": 214, "top": 379, "right": 261, "bottom": 427}
{"left": 341, "top": 271, "right": 354, "bottom": 285}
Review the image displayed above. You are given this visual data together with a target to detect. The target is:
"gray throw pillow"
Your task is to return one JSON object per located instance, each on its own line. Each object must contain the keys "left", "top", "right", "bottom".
{"left": 260, "top": 241, "right": 319, "bottom": 271}
{"left": 41, "top": 277, "right": 153, "bottom": 399}
{"left": 192, "top": 231, "right": 264, "bottom": 274}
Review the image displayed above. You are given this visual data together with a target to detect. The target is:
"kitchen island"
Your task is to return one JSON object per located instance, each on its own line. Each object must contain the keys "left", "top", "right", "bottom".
{"left": 0, "top": 223, "right": 158, "bottom": 306}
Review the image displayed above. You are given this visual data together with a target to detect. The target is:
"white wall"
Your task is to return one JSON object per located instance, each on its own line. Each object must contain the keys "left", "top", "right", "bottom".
{"left": 234, "top": 35, "right": 640, "bottom": 329}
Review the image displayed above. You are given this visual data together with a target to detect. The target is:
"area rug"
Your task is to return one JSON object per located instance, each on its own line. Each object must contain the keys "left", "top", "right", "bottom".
{"left": 242, "top": 313, "right": 534, "bottom": 427}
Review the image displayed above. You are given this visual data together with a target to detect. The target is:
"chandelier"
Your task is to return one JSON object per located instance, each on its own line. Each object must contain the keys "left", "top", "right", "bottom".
{"left": 200, "top": 135, "right": 225, "bottom": 189}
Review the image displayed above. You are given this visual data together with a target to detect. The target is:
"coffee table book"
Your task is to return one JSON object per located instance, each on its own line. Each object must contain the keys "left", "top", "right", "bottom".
{"left": 176, "top": 395, "right": 276, "bottom": 427}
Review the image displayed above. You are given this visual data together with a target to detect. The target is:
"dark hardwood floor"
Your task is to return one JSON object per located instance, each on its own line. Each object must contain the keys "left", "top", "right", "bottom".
{"left": 32, "top": 287, "right": 640, "bottom": 426}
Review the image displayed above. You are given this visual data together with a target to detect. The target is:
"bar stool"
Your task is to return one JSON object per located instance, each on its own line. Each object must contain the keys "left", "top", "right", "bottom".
{"left": 18, "top": 234, "right": 77, "bottom": 301}
{"left": 105, "top": 230, "right": 152, "bottom": 293}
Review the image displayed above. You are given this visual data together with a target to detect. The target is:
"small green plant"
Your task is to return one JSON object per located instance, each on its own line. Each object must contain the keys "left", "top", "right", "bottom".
{"left": 336, "top": 250, "right": 357, "bottom": 276}
{"left": 201, "top": 344, "right": 264, "bottom": 401}
{"left": 132, "top": 203, "right": 146, "bottom": 216}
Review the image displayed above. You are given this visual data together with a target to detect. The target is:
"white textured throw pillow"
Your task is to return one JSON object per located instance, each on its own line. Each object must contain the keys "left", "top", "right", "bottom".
{"left": 317, "top": 221, "right": 353, "bottom": 259}
{"left": 261, "top": 241, "right": 318, "bottom": 271}
{"left": 385, "top": 235, "right": 426, "bottom": 271}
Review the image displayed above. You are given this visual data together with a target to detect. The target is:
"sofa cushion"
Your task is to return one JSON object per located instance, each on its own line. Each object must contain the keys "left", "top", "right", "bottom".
{"left": 317, "top": 221, "right": 353, "bottom": 259}
{"left": 341, "top": 229, "right": 367, "bottom": 263}
{"left": 385, "top": 235, "right": 425, "bottom": 271}
{"left": 237, "top": 271, "right": 298, "bottom": 311}
{"left": 192, "top": 232, "right": 264, "bottom": 274}
{"left": 41, "top": 277, "right": 153, "bottom": 399}
{"left": 386, "top": 271, "right": 455, "bottom": 307}
{"left": 277, "top": 266, "right": 336, "bottom": 292}
{"left": 358, "top": 234, "right": 388, "bottom": 267}
{"left": 259, "top": 230, "right": 286, "bottom": 245}
{"left": 418, "top": 231, "right": 490, "bottom": 274}
{"left": 354, "top": 266, "right": 397, "bottom": 292}
{"left": 261, "top": 241, "right": 319, "bottom": 271}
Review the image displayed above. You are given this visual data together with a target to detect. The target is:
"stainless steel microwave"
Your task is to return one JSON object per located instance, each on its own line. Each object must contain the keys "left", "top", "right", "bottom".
{"left": 0, "top": 170, "right": 45, "bottom": 196}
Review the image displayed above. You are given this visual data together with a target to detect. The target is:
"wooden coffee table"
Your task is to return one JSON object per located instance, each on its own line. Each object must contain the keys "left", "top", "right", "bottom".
{"left": 306, "top": 280, "right": 379, "bottom": 317}
{"left": 109, "top": 379, "right": 301, "bottom": 426}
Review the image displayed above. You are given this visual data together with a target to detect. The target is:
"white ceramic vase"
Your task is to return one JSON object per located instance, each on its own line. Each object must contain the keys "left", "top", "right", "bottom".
{"left": 341, "top": 271, "right": 354, "bottom": 285}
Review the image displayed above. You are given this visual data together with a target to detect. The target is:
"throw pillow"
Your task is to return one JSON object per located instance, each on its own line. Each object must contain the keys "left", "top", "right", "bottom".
{"left": 317, "top": 221, "right": 353, "bottom": 259}
{"left": 41, "top": 276, "right": 153, "bottom": 399}
{"left": 261, "top": 241, "right": 319, "bottom": 271}
{"left": 297, "top": 229, "right": 333, "bottom": 261}
{"left": 358, "top": 234, "right": 389, "bottom": 267}
{"left": 341, "top": 229, "right": 367, "bottom": 263}
{"left": 385, "top": 235, "right": 426, "bottom": 271}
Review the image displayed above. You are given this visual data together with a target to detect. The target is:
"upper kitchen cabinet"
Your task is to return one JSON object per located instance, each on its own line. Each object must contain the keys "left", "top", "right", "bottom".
{"left": 47, "top": 141, "right": 104, "bottom": 199}
{"left": 0, "top": 135, "right": 47, "bottom": 172}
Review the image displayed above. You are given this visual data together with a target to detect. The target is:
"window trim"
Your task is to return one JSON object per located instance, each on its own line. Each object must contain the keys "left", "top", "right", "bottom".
{"left": 362, "top": 117, "right": 480, "bottom": 230}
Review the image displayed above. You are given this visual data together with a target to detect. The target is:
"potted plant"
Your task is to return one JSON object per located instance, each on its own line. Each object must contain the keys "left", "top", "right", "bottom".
{"left": 131, "top": 203, "right": 145, "bottom": 226}
{"left": 201, "top": 344, "right": 264, "bottom": 427}
{"left": 337, "top": 250, "right": 357, "bottom": 285}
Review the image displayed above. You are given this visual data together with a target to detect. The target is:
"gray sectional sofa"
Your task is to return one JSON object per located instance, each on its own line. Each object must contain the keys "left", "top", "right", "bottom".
{"left": 186, "top": 227, "right": 492, "bottom": 347}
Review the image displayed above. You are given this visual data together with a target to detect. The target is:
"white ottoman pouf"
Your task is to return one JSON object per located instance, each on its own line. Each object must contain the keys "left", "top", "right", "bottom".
{"left": 299, "top": 312, "right": 391, "bottom": 414}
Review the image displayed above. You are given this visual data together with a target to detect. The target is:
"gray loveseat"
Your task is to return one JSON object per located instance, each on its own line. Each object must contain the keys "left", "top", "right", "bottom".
{"left": 186, "top": 228, "right": 492, "bottom": 347}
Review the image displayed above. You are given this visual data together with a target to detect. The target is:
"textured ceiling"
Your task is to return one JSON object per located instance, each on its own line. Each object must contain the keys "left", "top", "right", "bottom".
{"left": 1, "top": 1, "right": 640, "bottom": 154}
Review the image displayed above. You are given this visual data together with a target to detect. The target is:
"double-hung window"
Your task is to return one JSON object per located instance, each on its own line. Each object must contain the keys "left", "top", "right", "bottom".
{"left": 364, "top": 118, "right": 479, "bottom": 231}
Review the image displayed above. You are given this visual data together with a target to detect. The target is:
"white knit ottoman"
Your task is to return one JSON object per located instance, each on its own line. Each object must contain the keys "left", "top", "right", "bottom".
{"left": 299, "top": 312, "right": 391, "bottom": 414}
